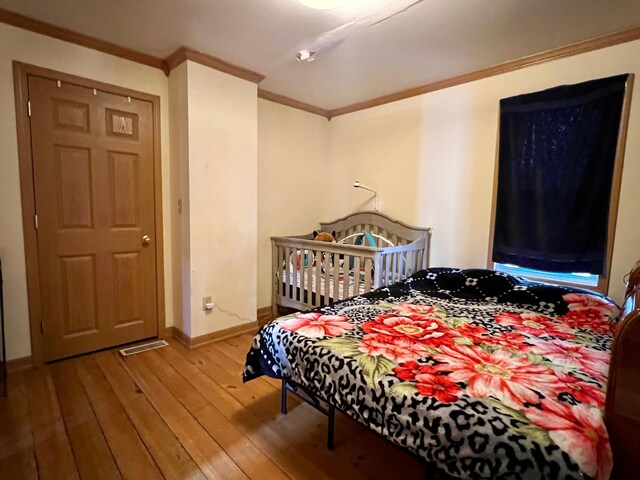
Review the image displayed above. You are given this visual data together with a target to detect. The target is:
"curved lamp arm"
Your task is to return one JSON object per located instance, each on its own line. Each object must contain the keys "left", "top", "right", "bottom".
{"left": 353, "top": 181, "right": 380, "bottom": 212}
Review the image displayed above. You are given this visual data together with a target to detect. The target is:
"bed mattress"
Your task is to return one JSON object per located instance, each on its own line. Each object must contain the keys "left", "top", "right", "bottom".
{"left": 245, "top": 268, "right": 619, "bottom": 479}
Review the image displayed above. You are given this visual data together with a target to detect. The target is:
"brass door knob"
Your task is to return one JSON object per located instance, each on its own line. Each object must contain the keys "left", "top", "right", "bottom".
{"left": 142, "top": 235, "right": 151, "bottom": 246}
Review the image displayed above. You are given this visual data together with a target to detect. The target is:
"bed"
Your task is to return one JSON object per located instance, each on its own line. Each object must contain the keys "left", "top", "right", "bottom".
{"left": 244, "top": 265, "right": 640, "bottom": 479}
{"left": 271, "top": 211, "right": 431, "bottom": 316}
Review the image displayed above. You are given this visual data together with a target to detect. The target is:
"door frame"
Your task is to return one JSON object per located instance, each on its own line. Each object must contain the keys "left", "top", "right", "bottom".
{"left": 13, "top": 61, "right": 166, "bottom": 367}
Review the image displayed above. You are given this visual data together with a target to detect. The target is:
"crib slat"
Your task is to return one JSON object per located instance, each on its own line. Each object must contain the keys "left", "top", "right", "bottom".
{"left": 293, "top": 246, "right": 298, "bottom": 298}
{"left": 332, "top": 250, "right": 340, "bottom": 302}
{"left": 308, "top": 249, "right": 314, "bottom": 302}
{"left": 315, "top": 249, "right": 322, "bottom": 307}
{"left": 364, "top": 257, "right": 372, "bottom": 292}
{"left": 405, "top": 250, "right": 415, "bottom": 277}
{"left": 277, "top": 245, "right": 283, "bottom": 296}
{"left": 391, "top": 252, "right": 398, "bottom": 284}
{"left": 300, "top": 249, "right": 306, "bottom": 303}
{"left": 345, "top": 254, "right": 352, "bottom": 298}
{"left": 323, "top": 252, "right": 330, "bottom": 304}
{"left": 353, "top": 256, "right": 361, "bottom": 296}
{"left": 293, "top": 249, "right": 304, "bottom": 301}
{"left": 292, "top": 246, "right": 297, "bottom": 299}
{"left": 284, "top": 246, "right": 291, "bottom": 299}
{"left": 274, "top": 244, "right": 279, "bottom": 297}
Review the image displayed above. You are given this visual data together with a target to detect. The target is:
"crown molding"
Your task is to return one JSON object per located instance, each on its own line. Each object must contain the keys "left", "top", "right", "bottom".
{"left": 165, "top": 47, "right": 265, "bottom": 84}
{"left": 1, "top": 8, "right": 639, "bottom": 118}
{"left": 0, "top": 7, "right": 166, "bottom": 72}
{"left": 258, "top": 89, "right": 331, "bottom": 118}
{"left": 328, "top": 25, "right": 640, "bottom": 118}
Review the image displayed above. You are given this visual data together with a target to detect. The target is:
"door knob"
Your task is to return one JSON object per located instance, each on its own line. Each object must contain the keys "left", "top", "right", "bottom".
{"left": 142, "top": 235, "right": 151, "bottom": 246}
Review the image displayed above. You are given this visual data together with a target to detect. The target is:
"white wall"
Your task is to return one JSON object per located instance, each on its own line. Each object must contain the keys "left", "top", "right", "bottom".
{"left": 185, "top": 61, "right": 258, "bottom": 337}
{"left": 168, "top": 62, "right": 190, "bottom": 335}
{"left": 257, "top": 99, "right": 330, "bottom": 308}
{"left": 0, "top": 23, "right": 173, "bottom": 361}
{"left": 326, "top": 39, "right": 640, "bottom": 304}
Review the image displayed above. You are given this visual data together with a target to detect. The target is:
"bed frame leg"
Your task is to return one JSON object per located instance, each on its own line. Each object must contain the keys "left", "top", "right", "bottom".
{"left": 327, "top": 404, "right": 335, "bottom": 450}
{"left": 281, "top": 377, "right": 288, "bottom": 415}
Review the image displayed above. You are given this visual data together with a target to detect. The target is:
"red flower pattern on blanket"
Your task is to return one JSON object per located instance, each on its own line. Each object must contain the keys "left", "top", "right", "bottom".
{"left": 279, "top": 312, "right": 354, "bottom": 338}
{"left": 558, "top": 309, "right": 617, "bottom": 334}
{"left": 481, "top": 330, "right": 531, "bottom": 350}
{"left": 550, "top": 371, "right": 606, "bottom": 408}
{"left": 563, "top": 293, "right": 620, "bottom": 318}
{"left": 525, "top": 400, "right": 612, "bottom": 480}
{"left": 530, "top": 339, "right": 609, "bottom": 381}
{"left": 393, "top": 361, "right": 437, "bottom": 381}
{"left": 415, "top": 374, "right": 461, "bottom": 403}
{"left": 392, "top": 303, "right": 443, "bottom": 316}
{"left": 357, "top": 334, "right": 429, "bottom": 363}
{"left": 361, "top": 314, "right": 458, "bottom": 347}
{"left": 433, "top": 345, "right": 557, "bottom": 408}
{"left": 496, "top": 312, "right": 575, "bottom": 340}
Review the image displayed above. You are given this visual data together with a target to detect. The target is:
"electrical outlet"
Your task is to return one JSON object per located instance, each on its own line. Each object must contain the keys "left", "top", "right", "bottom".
{"left": 203, "top": 296, "right": 214, "bottom": 311}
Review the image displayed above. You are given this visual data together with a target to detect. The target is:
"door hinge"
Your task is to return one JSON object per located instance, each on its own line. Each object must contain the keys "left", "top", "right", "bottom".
{"left": 34, "top": 214, "right": 38, "bottom": 230}
{"left": 40, "top": 322, "right": 43, "bottom": 334}
{"left": 27, "top": 100, "right": 31, "bottom": 117}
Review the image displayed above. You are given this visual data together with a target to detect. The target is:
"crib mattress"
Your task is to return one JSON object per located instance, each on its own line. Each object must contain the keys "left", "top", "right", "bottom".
{"left": 282, "top": 267, "right": 368, "bottom": 301}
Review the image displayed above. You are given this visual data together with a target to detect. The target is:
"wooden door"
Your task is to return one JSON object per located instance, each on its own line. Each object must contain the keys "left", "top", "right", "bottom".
{"left": 28, "top": 75, "right": 158, "bottom": 361}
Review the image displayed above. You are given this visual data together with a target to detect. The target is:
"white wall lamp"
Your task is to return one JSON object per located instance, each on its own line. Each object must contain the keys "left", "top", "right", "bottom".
{"left": 353, "top": 180, "right": 380, "bottom": 212}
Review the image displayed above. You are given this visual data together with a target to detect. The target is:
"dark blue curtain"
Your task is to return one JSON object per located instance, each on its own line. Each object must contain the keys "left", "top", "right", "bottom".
{"left": 492, "top": 74, "right": 629, "bottom": 274}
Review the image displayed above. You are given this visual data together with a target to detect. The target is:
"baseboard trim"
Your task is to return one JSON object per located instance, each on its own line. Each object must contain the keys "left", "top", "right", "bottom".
{"left": 162, "top": 326, "right": 174, "bottom": 338}
{"left": 172, "top": 321, "right": 259, "bottom": 349}
{"left": 257, "top": 306, "right": 273, "bottom": 327}
{"left": 6, "top": 355, "right": 33, "bottom": 372}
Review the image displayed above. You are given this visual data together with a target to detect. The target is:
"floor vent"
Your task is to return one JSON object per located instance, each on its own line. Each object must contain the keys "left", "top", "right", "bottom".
{"left": 119, "top": 340, "right": 169, "bottom": 357}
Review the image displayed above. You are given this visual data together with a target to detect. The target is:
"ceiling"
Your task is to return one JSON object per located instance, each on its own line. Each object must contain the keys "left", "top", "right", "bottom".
{"left": 2, "top": 0, "right": 640, "bottom": 110}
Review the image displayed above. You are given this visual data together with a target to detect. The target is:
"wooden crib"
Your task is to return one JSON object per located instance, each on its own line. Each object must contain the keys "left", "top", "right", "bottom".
{"left": 271, "top": 211, "right": 431, "bottom": 315}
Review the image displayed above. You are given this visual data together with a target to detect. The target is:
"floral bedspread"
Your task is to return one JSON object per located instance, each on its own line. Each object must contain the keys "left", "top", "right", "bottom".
{"left": 243, "top": 269, "right": 620, "bottom": 479}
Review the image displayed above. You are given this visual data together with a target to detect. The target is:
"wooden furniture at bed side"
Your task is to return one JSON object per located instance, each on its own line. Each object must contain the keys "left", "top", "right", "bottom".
{"left": 605, "top": 259, "right": 640, "bottom": 479}
{"left": 0, "top": 259, "right": 6, "bottom": 397}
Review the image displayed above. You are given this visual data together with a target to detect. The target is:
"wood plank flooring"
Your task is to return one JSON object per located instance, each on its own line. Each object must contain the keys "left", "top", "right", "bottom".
{"left": 0, "top": 334, "right": 425, "bottom": 479}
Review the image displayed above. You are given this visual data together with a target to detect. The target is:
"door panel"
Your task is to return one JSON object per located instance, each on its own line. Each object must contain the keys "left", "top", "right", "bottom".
{"left": 109, "top": 152, "right": 139, "bottom": 227}
{"left": 56, "top": 146, "right": 94, "bottom": 229}
{"left": 28, "top": 75, "right": 158, "bottom": 361}
{"left": 60, "top": 255, "right": 99, "bottom": 335}
{"left": 113, "top": 252, "right": 142, "bottom": 326}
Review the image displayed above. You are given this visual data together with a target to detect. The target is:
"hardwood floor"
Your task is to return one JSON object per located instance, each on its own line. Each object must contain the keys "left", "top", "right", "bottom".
{"left": 0, "top": 334, "right": 425, "bottom": 479}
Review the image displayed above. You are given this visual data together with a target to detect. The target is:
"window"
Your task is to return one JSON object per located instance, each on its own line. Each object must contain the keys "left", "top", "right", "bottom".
{"left": 489, "top": 74, "right": 633, "bottom": 293}
{"left": 493, "top": 263, "right": 599, "bottom": 288}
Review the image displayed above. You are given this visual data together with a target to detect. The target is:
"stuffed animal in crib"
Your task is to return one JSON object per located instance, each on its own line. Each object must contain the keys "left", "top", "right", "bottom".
{"left": 313, "top": 230, "right": 336, "bottom": 242}
{"left": 311, "top": 230, "right": 336, "bottom": 270}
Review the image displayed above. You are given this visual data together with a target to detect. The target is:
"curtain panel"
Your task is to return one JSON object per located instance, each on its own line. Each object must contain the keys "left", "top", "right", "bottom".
{"left": 493, "top": 74, "right": 629, "bottom": 274}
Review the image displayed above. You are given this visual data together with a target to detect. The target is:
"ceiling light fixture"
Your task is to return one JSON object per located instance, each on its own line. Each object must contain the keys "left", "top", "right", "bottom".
{"left": 296, "top": 0, "right": 353, "bottom": 10}
{"left": 294, "top": 0, "right": 423, "bottom": 63}
{"left": 296, "top": 49, "right": 317, "bottom": 62}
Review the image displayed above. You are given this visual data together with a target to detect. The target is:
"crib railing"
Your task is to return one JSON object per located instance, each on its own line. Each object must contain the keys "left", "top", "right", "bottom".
{"left": 271, "top": 236, "right": 429, "bottom": 316}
